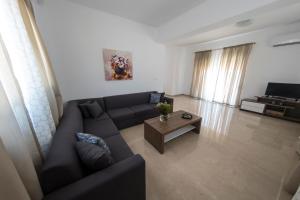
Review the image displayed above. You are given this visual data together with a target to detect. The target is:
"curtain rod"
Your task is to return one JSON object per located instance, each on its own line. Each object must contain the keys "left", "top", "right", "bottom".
{"left": 194, "top": 42, "right": 256, "bottom": 53}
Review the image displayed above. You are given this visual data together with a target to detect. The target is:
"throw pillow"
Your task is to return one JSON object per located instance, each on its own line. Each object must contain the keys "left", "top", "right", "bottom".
{"left": 160, "top": 92, "right": 165, "bottom": 102}
{"left": 78, "top": 101, "right": 92, "bottom": 118}
{"left": 75, "top": 141, "right": 114, "bottom": 171}
{"left": 149, "top": 93, "right": 162, "bottom": 104}
{"left": 76, "top": 132, "right": 111, "bottom": 154}
{"left": 85, "top": 101, "right": 104, "bottom": 118}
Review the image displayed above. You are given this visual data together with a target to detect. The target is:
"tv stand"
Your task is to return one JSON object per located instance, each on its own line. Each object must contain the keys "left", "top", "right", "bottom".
{"left": 240, "top": 96, "right": 300, "bottom": 123}
{"left": 265, "top": 95, "right": 298, "bottom": 101}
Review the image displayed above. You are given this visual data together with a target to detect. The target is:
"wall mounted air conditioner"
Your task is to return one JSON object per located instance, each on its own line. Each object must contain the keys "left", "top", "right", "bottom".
{"left": 271, "top": 32, "right": 300, "bottom": 47}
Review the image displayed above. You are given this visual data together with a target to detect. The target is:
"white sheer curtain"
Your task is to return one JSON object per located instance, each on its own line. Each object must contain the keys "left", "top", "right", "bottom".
{"left": 190, "top": 50, "right": 212, "bottom": 98}
{"left": 0, "top": 82, "right": 43, "bottom": 200}
{"left": 0, "top": 138, "right": 31, "bottom": 200}
{"left": 0, "top": 0, "right": 62, "bottom": 157}
{"left": 0, "top": 0, "right": 63, "bottom": 198}
{"left": 191, "top": 44, "right": 253, "bottom": 106}
{"left": 200, "top": 49, "right": 223, "bottom": 101}
{"left": 0, "top": 35, "right": 43, "bottom": 165}
{"left": 214, "top": 44, "right": 253, "bottom": 105}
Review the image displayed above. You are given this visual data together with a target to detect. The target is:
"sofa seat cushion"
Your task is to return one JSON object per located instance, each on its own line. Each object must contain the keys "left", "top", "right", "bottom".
{"left": 130, "top": 104, "right": 154, "bottom": 114}
{"left": 107, "top": 107, "right": 135, "bottom": 122}
{"left": 83, "top": 118, "right": 119, "bottom": 139}
{"left": 104, "top": 135, "right": 133, "bottom": 163}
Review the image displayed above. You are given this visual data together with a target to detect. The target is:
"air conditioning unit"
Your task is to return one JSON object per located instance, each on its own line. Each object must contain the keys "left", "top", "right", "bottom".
{"left": 271, "top": 32, "right": 300, "bottom": 47}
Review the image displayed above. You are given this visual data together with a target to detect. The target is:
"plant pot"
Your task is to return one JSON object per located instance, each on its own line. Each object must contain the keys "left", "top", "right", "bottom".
{"left": 160, "top": 114, "right": 169, "bottom": 122}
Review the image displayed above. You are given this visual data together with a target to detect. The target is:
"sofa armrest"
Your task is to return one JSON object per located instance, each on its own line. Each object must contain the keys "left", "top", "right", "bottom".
{"left": 43, "top": 154, "right": 145, "bottom": 200}
{"left": 161, "top": 96, "right": 174, "bottom": 112}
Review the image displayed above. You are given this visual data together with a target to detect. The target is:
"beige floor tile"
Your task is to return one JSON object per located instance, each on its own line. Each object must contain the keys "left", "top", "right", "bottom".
{"left": 121, "top": 96, "right": 300, "bottom": 200}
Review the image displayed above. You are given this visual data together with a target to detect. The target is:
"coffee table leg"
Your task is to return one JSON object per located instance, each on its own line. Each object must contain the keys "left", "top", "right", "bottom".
{"left": 144, "top": 124, "right": 164, "bottom": 154}
{"left": 157, "top": 135, "right": 164, "bottom": 154}
{"left": 192, "top": 118, "right": 202, "bottom": 134}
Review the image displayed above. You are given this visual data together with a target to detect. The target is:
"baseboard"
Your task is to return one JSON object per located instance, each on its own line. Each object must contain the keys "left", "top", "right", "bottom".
{"left": 166, "top": 94, "right": 191, "bottom": 97}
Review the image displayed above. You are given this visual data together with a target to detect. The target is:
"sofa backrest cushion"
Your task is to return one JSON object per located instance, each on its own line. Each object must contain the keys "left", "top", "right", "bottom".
{"left": 41, "top": 101, "right": 84, "bottom": 194}
{"left": 104, "top": 91, "right": 156, "bottom": 110}
{"left": 76, "top": 98, "right": 105, "bottom": 112}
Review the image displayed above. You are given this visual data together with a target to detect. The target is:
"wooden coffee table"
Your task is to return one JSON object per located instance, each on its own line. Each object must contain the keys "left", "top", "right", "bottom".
{"left": 144, "top": 110, "right": 202, "bottom": 154}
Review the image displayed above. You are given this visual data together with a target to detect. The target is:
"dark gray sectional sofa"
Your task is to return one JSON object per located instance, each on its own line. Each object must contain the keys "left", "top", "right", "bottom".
{"left": 41, "top": 91, "right": 173, "bottom": 200}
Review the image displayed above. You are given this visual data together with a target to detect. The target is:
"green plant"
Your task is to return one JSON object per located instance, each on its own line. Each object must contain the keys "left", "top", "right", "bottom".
{"left": 156, "top": 102, "right": 172, "bottom": 116}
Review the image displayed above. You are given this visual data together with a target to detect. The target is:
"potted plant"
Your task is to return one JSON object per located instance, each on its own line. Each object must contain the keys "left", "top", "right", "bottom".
{"left": 156, "top": 102, "right": 172, "bottom": 122}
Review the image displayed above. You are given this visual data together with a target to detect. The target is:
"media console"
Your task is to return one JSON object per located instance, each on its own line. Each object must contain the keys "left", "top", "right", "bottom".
{"left": 240, "top": 96, "right": 300, "bottom": 122}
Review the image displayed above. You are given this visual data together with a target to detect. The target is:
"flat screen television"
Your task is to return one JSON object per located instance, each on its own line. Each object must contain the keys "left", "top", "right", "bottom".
{"left": 265, "top": 82, "right": 300, "bottom": 99}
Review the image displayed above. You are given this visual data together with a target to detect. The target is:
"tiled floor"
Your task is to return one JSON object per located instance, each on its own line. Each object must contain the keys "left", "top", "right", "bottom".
{"left": 121, "top": 95, "right": 300, "bottom": 200}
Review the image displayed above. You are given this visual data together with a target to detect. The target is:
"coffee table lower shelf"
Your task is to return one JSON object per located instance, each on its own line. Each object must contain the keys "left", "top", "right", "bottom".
{"left": 164, "top": 125, "right": 195, "bottom": 143}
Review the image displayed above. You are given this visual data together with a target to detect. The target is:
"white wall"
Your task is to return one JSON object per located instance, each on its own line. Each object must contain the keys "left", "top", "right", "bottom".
{"left": 168, "top": 23, "right": 300, "bottom": 99}
{"left": 164, "top": 46, "right": 189, "bottom": 95}
{"left": 32, "top": 0, "right": 300, "bottom": 101}
{"left": 33, "top": 0, "right": 166, "bottom": 101}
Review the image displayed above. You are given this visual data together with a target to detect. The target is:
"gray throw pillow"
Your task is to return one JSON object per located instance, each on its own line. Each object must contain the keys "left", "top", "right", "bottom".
{"left": 75, "top": 142, "right": 114, "bottom": 171}
{"left": 149, "top": 93, "right": 162, "bottom": 104}
{"left": 85, "top": 101, "right": 104, "bottom": 118}
{"left": 76, "top": 132, "right": 111, "bottom": 155}
{"left": 78, "top": 101, "right": 92, "bottom": 118}
{"left": 160, "top": 92, "right": 165, "bottom": 102}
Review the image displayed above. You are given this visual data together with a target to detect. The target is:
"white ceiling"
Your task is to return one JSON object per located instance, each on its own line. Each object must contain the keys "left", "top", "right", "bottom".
{"left": 172, "top": 0, "right": 300, "bottom": 45}
{"left": 67, "top": 0, "right": 300, "bottom": 45}
{"left": 69, "top": 0, "right": 205, "bottom": 27}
